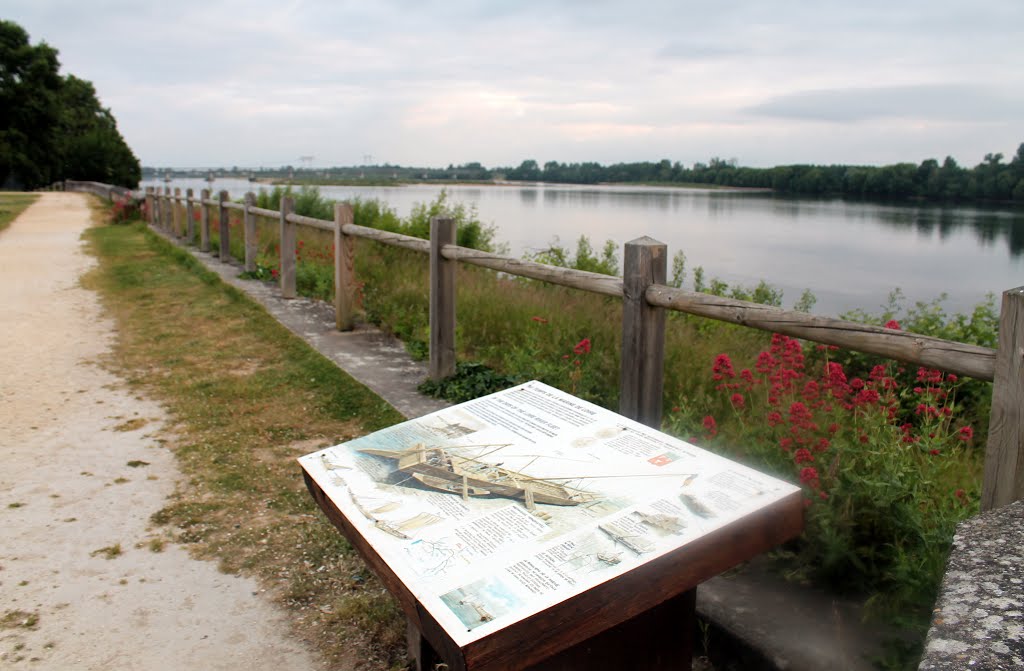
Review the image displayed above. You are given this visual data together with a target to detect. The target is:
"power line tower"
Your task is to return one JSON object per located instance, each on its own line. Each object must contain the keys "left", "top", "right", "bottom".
{"left": 298, "top": 156, "right": 314, "bottom": 170}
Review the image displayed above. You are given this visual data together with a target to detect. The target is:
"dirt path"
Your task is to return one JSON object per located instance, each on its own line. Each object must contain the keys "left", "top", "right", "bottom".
{"left": 0, "top": 193, "right": 321, "bottom": 670}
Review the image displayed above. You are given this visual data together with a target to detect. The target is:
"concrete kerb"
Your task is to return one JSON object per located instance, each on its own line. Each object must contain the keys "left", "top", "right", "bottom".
{"left": 147, "top": 223, "right": 896, "bottom": 671}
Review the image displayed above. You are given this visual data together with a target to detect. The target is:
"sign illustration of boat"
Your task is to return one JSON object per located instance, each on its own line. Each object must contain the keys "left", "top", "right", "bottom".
{"left": 359, "top": 444, "right": 597, "bottom": 509}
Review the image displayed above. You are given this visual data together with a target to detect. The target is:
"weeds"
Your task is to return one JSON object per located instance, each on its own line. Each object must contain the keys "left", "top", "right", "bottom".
{"left": 0, "top": 193, "right": 39, "bottom": 233}
{"left": 90, "top": 544, "right": 123, "bottom": 560}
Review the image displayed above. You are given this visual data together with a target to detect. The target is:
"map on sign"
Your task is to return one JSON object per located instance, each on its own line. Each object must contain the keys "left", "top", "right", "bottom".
{"left": 299, "top": 381, "right": 800, "bottom": 646}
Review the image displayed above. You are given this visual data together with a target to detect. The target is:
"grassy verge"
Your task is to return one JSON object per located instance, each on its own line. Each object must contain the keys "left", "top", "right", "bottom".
{"left": 0, "top": 193, "right": 40, "bottom": 233}
{"left": 83, "top": 219, "right": 411, "bottom": 670}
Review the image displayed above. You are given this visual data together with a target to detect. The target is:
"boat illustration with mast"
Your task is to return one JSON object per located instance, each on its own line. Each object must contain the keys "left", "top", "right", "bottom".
{"left": 358, "top": 443, "right": 597, "bottom": 509}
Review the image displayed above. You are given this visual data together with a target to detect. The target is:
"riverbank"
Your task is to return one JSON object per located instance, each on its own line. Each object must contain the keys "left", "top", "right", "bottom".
{"left": 140, "top": 177, "right": 1023, "bottom": 316}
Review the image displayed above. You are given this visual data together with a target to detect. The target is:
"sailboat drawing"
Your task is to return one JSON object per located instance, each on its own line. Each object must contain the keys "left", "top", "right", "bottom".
{"left": 359, "top": 443, "right": 597, "bottom": 509}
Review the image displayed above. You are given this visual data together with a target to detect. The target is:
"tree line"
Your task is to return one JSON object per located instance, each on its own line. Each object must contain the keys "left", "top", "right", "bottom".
{"left": 503, "top": 149, "right": 1024, "bottom": 202}
{"left": 1, "top": 20, "right": 141, "bottom": 190}
{"left": 159, "top": 146, "right": 1024, "bottom": 204}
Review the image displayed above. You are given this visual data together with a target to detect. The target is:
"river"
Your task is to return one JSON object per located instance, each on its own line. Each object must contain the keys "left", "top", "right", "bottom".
{"left": 142, "top": 178, "right": 1024, "bottom": 317}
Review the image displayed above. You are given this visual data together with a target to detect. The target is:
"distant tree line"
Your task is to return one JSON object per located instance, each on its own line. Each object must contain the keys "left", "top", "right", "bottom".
{"left": 0, "top": 20, "right": 141, "bottom": 190}
{"left": 156, "top": 145, "right": 1024, "bottom": 204}
{"left": 504, "top": 148, "right": 1024, "bottom": 202}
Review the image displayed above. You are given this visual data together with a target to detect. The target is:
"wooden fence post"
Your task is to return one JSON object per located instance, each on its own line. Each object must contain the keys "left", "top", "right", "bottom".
{"left": 200, "top": 189, "right": 211, "bottom": 252}
{"left": 145, "top": 187, "right": 154, "bottom": 226}
{"left": 429, "top": 217, "right": 457, "bottom": 381}
{"left": 152, "top": 187, "right": 160, "bottom": 228}
{"left": 173, "top": 187, "right": 182, "bottom": 237}
{"left": 619, "top": 237, "right": 668, "bottom": 428}
{"left": 982, "top": 285, "right": 1024, "bottom": 510}
{"left": 244, "top": 192, "right": 257, "bottom": 272}
{"left": 279, "top": 196, "right": 296, "bottom": 298}
{"left": 158, "top": 186, "right": 168, "bottom": 233}
{"left": 185, "top": 188, "right": 195, "bottom": 243}
{"left": 334, "top": 202, "right": 355, "bottom": 331}
{"left": 218, "top": 190, "right": 230, "bottom": 261}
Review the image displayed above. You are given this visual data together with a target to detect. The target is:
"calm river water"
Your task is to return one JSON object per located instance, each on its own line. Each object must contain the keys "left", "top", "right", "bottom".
{"left": 143, "top": 178, "right": 1024, "bottom": 317}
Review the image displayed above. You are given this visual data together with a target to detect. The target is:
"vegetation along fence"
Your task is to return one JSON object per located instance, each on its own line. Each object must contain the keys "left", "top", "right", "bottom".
{"left": 69, "top": 180, "right": 1023, "bottom": 511}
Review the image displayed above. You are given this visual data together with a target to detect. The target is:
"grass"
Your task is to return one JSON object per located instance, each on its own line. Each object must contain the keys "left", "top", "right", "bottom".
{"left": 83, "top": 218, "right": 410, "bottom": 669}
{"left": 0, "top": 192, "right": 40, "bottom": 233}
{"left": 90, "top": 544, "right": 123, "bottom": 560}
{"left": 1, "top": 610, "right": 39, "bottom": 630}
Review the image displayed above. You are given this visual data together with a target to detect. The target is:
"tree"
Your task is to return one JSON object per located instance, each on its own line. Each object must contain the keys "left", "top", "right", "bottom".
{"left": 58, "top": 75, "right": 140, "bottom": 187}
{"left": 0, "top": 20, "right": 140, "bottom": 189}
{"left": 0, "top": 20, "right": 62, "bottom": 189}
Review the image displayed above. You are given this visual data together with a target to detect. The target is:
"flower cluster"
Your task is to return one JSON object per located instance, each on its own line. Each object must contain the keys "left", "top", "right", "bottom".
{"left": 701, "top": 333, "right": 974, "bottom": 506}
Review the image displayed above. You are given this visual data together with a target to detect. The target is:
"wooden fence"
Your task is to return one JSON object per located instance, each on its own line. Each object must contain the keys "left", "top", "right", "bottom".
{"left": 75, "top": 181, "right": 1024, "bottom": 510}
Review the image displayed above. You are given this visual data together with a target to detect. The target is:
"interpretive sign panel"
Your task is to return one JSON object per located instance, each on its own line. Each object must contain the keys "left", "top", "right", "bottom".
{"left": 300, "top": 380, "right": 802, "bottom": 660}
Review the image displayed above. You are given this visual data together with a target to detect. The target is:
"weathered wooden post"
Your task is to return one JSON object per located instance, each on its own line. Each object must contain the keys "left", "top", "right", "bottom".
{"left": 162, "top": 187, "right": 172, "bottom": 233}
{"left": 279, "top": 196, "right": 296, "bottom": 298}
{"left": 173, "top": 187, "right": 182, "bottom": 237}
{"left": 982, "top": 285, "right": 1024, "bottom": 510}
{"left": 218, "top": 190, "right": 230, "bottom": 260}
{"left": 185, "top": 188, "right": 195, "bottom": 243}
{"left": 243, "top": 192, "right": 257, "bottom": 273}
{"left": 619, "top": 237, "right": 668, "bottom": 428}
{"left": 429, "top": 217, "right": 457, "bottom": 381}
{"left": 333, "top": 202, "right": 356, "bottom": 331}
{"left": 200, "top": 189, "right": 211, "bottom": 252}
{"left": 144, "top": 187, "right": 154, "bottom": 227}
{"left": 153, "top": 187, "right": 161, "bottom": 229}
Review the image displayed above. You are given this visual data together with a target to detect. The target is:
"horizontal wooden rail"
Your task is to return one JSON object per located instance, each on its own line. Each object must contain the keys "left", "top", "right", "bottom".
{"left": 646, "top": 286, "right": 997, "bottom": 382}
{"left": 286, "top": 212, "right": 334, "bottom": 232}
{"left": 248, "top": 205, "right": 279, "bottom": 218}
{"left": 444, "top": 245, "right": 625, "bottom": 298}
{"left": 341, "top": 223, "right": 431, "bottom": 254}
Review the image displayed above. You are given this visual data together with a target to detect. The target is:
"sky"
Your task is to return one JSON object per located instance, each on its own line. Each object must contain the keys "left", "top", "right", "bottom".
{"left": 6, "top": 0, "right": 1024, "bottom": 170}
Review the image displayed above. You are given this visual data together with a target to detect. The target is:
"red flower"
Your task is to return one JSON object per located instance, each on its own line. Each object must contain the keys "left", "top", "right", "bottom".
{"left": 884, "top": 319, "right": 901, "bottom": 330}
{"left": 958, "top": 426, "right": 974, "bottom": 442}
{"left": 929, "top": 449, "right": 940, "bottom": 456}
{"left": 767, "top": 411, "right": 784, "bottom": 427}
{"left": 794, "top": 448, "right": 814, "bottom": 464}
{"left": 730, "top": 393, "right": 745, "bottom": 409}
{"left": 799, "top": 467, "right": 819, "bottom": 486}
{"left": 702, "top": 415, "right": 718, "bottom": 437}
{"left": 573, "top": 338, "right": 591, "bottom": 355}
{"left": 713, "top": 353, "right": 736, "bottom": 380}
{"left": 854, "top": 388, "right": 880, "bottom": 406}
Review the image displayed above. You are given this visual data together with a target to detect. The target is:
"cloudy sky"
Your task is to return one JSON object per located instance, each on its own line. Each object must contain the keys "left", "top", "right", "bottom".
{"left": 7, "top": 0, "right": 1023, "bottom": 169}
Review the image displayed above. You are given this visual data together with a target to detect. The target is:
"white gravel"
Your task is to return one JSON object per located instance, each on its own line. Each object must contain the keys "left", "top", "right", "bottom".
{"left": 0, "top": 193, "right": 321, "bottom": 670}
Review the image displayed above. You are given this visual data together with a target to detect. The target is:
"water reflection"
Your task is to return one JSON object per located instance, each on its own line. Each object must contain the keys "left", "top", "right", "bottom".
{"left": 142, "top": 178, "right": 1024, "bottom": 314}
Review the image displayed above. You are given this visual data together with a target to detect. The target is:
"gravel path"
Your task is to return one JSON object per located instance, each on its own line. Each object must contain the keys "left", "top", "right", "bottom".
{"left": 0, "top": 193, "right": 321, "bottom": 670}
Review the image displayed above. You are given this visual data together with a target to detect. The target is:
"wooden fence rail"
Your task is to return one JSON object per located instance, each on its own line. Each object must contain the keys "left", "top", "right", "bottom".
{"left": 74, "top": 181, "right": 1023, "bottom": 510}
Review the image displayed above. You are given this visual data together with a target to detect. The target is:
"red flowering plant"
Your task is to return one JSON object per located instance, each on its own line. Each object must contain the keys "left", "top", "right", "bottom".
{"left": 109, "top": 193, "right": 141, "bottom": 224}
{"left": 666, "top": 332, "right": 981, "bottom": 620}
